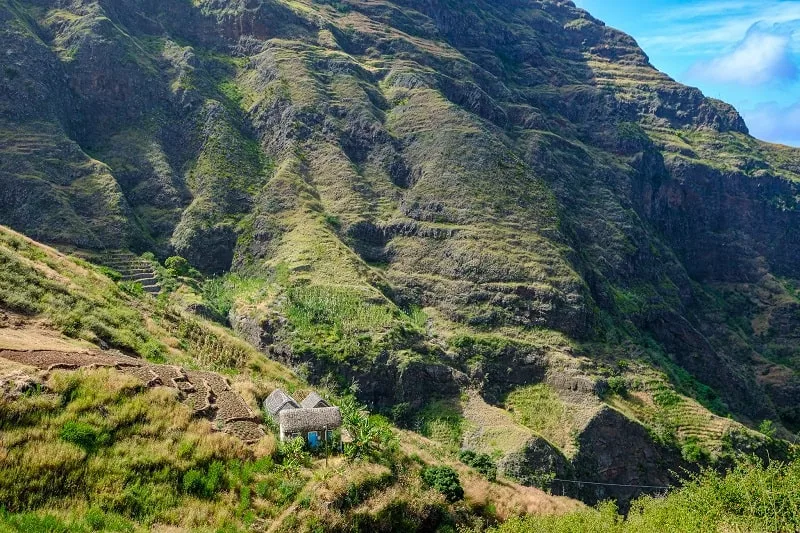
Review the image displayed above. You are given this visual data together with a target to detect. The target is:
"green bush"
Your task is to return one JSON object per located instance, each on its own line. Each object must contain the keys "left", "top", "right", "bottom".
{"left": 98, "top": 267, "right": 122, "bottom": 282}
{"left": 182, "top": 461, "right": 226, "bottom": 499}
{"left": 653, "top": 388, "right": 681, "bottom": 408}
{"left": 420, "top": 465, "right": 464, "bottom": 503}
{"left": 164, "top": 256, "right": 190, "bottom": 277}
{"left": 759, "top": 420, "right": 777, "bottom": 439}
{"left": 606, "top": 376, "right": 628, "bottom": 397}
{"left": 60, "top": 421, "right": 108, "bottom": 453}
{"left": 278, "top": 437, "right": 312, "bottom": 471}
{"left": 459, "top": 450, "right": 497, "bottom": 482}
{"left": 118, "top": 281, "right": 144, "bottom": 297}
{"left": 202, "top": 276, "right": 236, "bottom": 319}
{"left": 681, "top": 438, "right": 709, "bottom": 463}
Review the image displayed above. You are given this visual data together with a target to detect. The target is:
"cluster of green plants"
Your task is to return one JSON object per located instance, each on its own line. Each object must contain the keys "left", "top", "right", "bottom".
{"left": 605, "top": 376, "right": 628, "bottom": 397}
{"left": 505, "top": 384, "right": 565, "bottom": 436}
{"left": 199, "top": 273, "right": 269, "bottom": 323}
{"left": 478, "top": 453, "right": 800, "bottom": 533}
{"left": 339, "top": 396, "right": 399, "bottom": 463}
{"left": 282, "top": 283, "right": 426, "bottom": 367}
{"left": 458, "top": 450, "right": 497, "bottom": 482}
{"left": 449, "top": 334, "right": 540, "bottom": 369}
{"left": 416, "top": 399, "right": 464, "bottom": 450}
{"left": 420, "top": 465, "right": 464, "bottom": 503}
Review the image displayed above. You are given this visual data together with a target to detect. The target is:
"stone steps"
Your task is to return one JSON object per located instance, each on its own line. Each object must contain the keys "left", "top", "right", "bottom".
{"left": 94, "top": 250, "right": 162, "bottom": 295}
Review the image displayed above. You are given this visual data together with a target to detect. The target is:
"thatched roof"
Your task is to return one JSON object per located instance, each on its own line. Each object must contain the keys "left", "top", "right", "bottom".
{"left": 300, "top": 391, "right": 330, "bottom": 409}
{"left": 264, "top": 389, "right": 300, "bottom": 416}
{"left": 280, "top": 407, "right": 342, "bottom": 433}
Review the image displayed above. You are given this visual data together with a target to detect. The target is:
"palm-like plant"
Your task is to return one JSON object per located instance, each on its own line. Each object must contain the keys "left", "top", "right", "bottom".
{"left": 339, "top": 397, "right": 397, "bottom": 463}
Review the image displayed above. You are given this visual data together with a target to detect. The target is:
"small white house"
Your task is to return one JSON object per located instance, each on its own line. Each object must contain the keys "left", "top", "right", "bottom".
{"left": 264, "top": 389, "right": 342, "bottom": 448}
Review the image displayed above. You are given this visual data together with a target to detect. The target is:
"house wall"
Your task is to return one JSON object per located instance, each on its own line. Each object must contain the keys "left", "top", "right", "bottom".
{"left": 278, "top": 427, "right": 337, "bottom": 445}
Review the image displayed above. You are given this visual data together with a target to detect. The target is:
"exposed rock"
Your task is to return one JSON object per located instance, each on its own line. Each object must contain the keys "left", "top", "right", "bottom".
{"left": 499, "top": 436, "right": 571, "bottom": 489}
{"left": 570, "top": 407, "right": 685, "bottom": 509}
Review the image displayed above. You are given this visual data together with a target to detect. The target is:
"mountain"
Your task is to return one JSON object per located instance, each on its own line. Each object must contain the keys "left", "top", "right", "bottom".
{"left": 1, "top": 0, "right": 799, "bottom": 510}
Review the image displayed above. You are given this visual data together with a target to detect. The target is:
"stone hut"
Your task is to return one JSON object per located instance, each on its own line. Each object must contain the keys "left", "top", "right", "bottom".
{"left": 300, "top": 391, "right": 330, "bottom": 409}
{"left": 264, "top": 389, "right": 342, "bottom": 447}
{"left": 264, "top": 389, "right": 300, "bottom": 422}
{"left": 279, "top": 406, "right": 342, "bottom": 447}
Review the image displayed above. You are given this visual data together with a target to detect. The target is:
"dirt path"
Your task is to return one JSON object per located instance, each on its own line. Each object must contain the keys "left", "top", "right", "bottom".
{"left": 0, "top": 348, "right": 266, "bottom": 444}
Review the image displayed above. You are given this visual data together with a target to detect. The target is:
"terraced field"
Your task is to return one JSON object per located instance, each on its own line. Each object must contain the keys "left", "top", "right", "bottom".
{"left": 0, "top": 348, "right": 265, "bottom": 443}
{"left": 96, "top": 250, "right": 162, "bottom": 295}
{"left": 609, "top": 390, "right": 739, "bottom": 454}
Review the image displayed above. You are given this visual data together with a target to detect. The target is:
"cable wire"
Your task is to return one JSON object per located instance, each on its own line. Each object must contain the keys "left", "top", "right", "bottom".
{"left": 551, "top": 478, "right": 670, "bottom": 490}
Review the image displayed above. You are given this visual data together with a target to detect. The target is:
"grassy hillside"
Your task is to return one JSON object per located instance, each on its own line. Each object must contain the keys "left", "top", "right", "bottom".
{"left": 0, "top": 225, "right": 579, "bottom": 531}
{"left": 479, "top": 453, "right": 800, "bottom": 533}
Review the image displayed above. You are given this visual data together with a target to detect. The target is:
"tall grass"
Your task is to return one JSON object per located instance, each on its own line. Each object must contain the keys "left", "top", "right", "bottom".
{"left": 0, "top": 369, "right": 304, "bottom": 530}
{"left": 483, "top": 454, "right": 800, "bottom": 533}
{"left": 0, "top": 232, "right": 166, "bottom": 360}
{"left": 284, "top": 285, "right": 397, "bottom": 336}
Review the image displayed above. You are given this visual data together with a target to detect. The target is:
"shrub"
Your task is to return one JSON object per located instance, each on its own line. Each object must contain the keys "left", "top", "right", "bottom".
{"left": 98, "top": 266, "right": 122, "bottom": 282}
{"left": 164, "top": 256, "right": 190, "bottom": 277}
{"left": 278, "top": 437, "right": 312, "bottom": 471}
{"left": 459, "top": 450, "right": 497, "bottom": 482}
{"left": 60, "top": 421, "right": 108, "bottom": 452}
{"left": 137, "top": 338, "right": 167, "bottom": 363}
{"left": 420, "top": 465, "right": 464, "bottom": 502}
{"left": 607, "top": 376, "right": 628, "bottom": 397}
{"left": 323, "top": 213, "right": 341, "bottom": 229}
{"left": 759, "top": 420, "right": 777, "bottom": 439}
{"left": 118, "top": 281, "right": 144, "bottom": 297}
{"left": 681, "top": 438, "right": 710, "bottom": 463}
{"left": 653, "top": 388, "right": 681, "bottom": 408}
{"left": 182, "top": 460, "right": 226, "bottom": 498}
{"left": 202, "top": 276, "right": 235, "bottom": 320}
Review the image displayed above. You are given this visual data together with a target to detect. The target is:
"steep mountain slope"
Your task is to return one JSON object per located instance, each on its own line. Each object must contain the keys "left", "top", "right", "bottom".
{"left": 1, "top": 0, "right": 799, "bottom": 505}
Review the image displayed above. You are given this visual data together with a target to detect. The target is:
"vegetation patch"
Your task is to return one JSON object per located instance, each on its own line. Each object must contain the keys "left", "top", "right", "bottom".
{"left": 505, "top": 384, "right": 574, "bottom": 450}
{"left": 480, "top": 454, "right": 800, "bottom": 533}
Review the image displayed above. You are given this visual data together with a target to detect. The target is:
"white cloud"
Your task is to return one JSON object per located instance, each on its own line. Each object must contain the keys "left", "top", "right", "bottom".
{"left": 742, "top": 101, "right": 800, "bottom": 146}
{"left": 686, "top": 27, "right": 798, "bottom": 85}
{"left": 654, "top": 1, "right": 765, "bottom": 23}
{"left": 639, "top": 1, "right": 800, "bottom": 54}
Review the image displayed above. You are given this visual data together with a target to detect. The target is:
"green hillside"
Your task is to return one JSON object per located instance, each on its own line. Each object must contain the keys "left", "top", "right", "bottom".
{"left": 1, "top": 0, "right": 799, "bottom": 525}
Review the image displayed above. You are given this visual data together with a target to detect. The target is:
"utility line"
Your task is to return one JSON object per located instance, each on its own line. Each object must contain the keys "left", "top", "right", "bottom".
{"left": 551, "top": 478, "right": 671, "bottom": 490}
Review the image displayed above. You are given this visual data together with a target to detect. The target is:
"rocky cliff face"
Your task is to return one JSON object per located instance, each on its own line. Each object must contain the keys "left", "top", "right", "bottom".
{"left": 2, "top": 0, "right": 799, "bottom": 504}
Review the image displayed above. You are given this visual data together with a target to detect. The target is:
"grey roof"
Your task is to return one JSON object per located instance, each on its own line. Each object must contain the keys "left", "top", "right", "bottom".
{"left": 279, "top": 407, "right": 342, "bottom": 433}
{"left": 264, "top": 389, "right": 300, "bottom": 416}
{"left": 300, "top": 391, "right": 330, "bottom": 409}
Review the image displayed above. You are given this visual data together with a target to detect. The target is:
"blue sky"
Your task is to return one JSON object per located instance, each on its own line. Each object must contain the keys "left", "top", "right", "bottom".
{"left": 573, "top": 0, "right": 800, "bottom": 146}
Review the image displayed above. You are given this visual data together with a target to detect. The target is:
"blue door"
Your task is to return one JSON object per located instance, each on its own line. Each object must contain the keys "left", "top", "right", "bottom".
{"left": 308, "top": 431, "right": 319, "bottom": 448}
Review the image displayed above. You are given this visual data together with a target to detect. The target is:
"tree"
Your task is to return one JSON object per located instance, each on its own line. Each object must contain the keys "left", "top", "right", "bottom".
{"left": 421, "top": 465, "right": 464, "bottom": 502}
{"left": 165, "top": 256, "right": 190, "bottom": 277}
{"left": 759, "top": 419, "right": 777, "bottom": 439}
{"left": 339, "top": 397, "right": 397, "bottom": 463}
